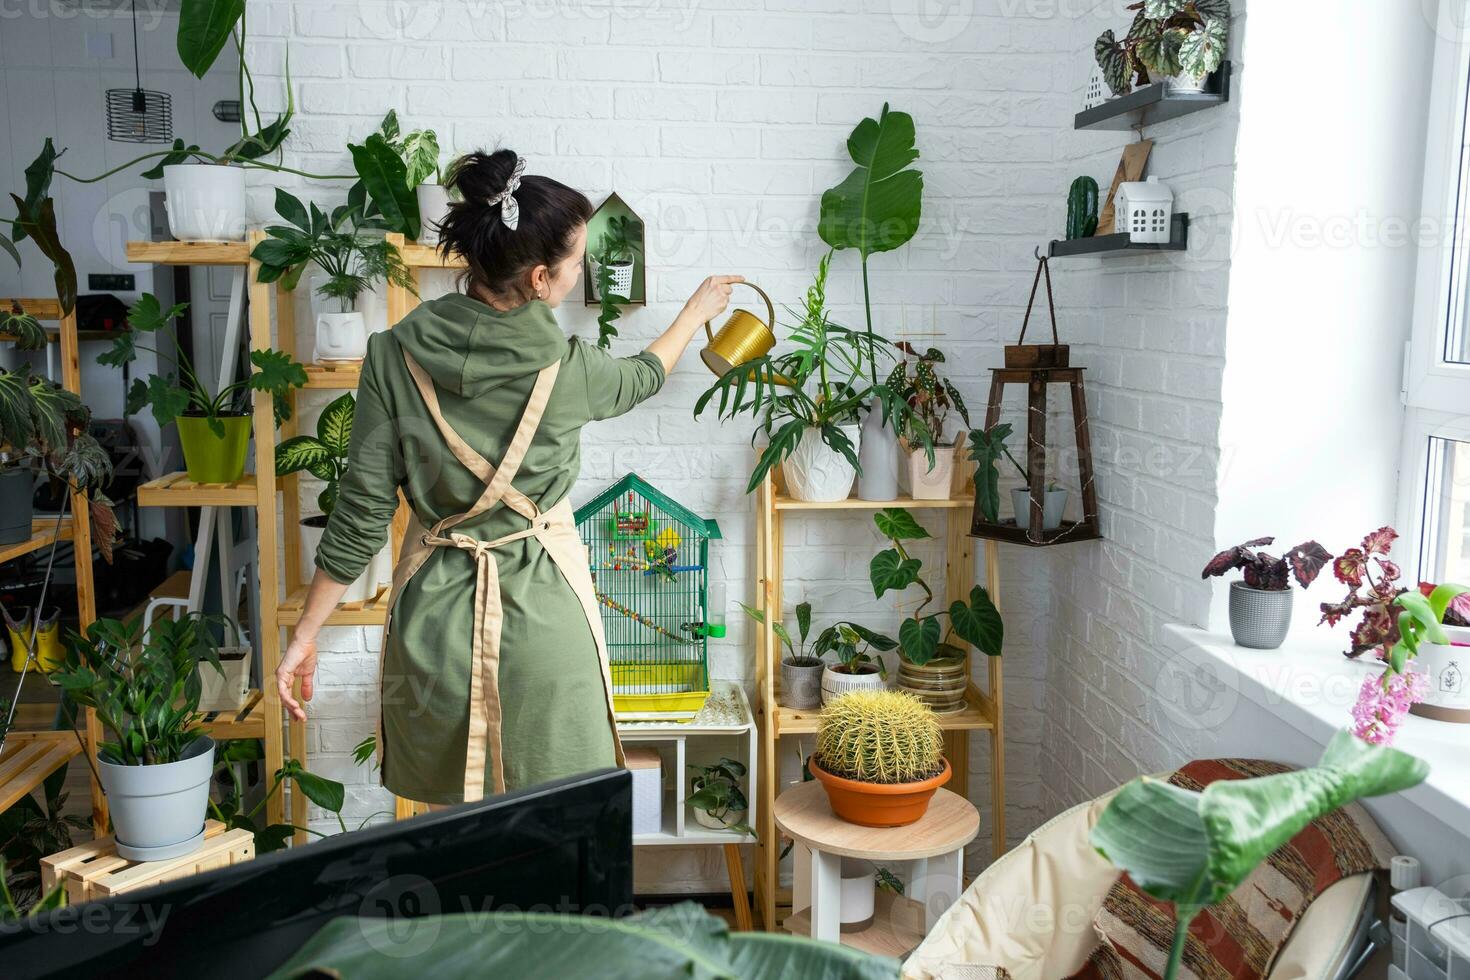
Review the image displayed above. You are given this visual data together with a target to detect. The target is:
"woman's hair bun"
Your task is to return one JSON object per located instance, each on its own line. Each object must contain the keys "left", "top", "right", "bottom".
{"left": 445, "top": 148, "right": 520, "bottom": 206}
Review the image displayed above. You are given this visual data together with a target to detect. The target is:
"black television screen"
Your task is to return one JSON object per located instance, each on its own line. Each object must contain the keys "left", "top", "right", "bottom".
{"left": 0, "top": 768, "right": 632, "bottom": 979}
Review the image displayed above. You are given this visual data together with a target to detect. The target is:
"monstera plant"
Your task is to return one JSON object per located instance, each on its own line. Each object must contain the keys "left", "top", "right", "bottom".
{"left": 1091, "top": 729, "right": 1427, "bottom": 980}
{"left": 1095, "top": 0, "right": 1230, "bottom": 96}
{"left": 819, "top": 103, "right": 923, "bottom": 383}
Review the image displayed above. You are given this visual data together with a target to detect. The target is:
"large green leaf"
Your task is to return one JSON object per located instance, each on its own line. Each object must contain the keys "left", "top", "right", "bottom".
{"left": 144, "top": 374, "right": 192, "bottom": 428}
{"left": 1, "top": 308, "right": 47, "bottom": 351}
{"left": 127, "top": 292, "right": 189, "bottom": 333}
{"left": 796, "top": 601, "right": 812, "bottom": 646}
{"left": 349, "top": 134, "right": 420, "bottom": 239}
{"left": 249, "top": 348, "right": 308, "bottom": 425}
{"left": 12, "top": 195, "right": 75, "bottom": 315}
{"left": 275, "top": 436, "right": 334, "bottom": 481}
{"left": 898, "top": 616, "right": 940, "bottom": 665}
{"left": 874, "top": 507, "right": 931, "bottom": 541}
{"left": 13, "top": 140, "right": 61, "bottom": 244}
{"left": 267, "top": 901, "right": 896, "bottom": 980}
{"left": 141, "top": 138, "right": 203, "bottom": 180}
{"left": 869, "top": 548, "right": 921, "bottom": 599}
{"left": 1178, "top": 17, "right": 1228, "bottom": 78}
{"left": 1091, "top": 730, "right": 1428, "bottom": 978}
{"left": 967, "top": 423, "right": 1011, "bottom": 524}
{"left": 0, "top": 231, "right": 19, "bottom": 268}
{"left": 1095, "top": 30, "right": 1132, "bottom": 96}
{"left": 272, "top": 188, "right": 310, "bottom": 233}
{"left": 315, "top": 392, "right": 355, "bottom": 456}
{"left": 818, "top": 103, "right": 923, "bottom": 259}
{"left": 399, "top": 129, "right": 442, "bottom": 187}
{"left": 950, "top": 586, "right": 1003, "bottom": 656}
{"left": 177, "top": 0, "right": 245, "bottom": 78}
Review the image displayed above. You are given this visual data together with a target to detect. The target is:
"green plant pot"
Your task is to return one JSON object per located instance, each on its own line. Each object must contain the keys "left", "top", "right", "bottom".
{"left": 176, "top": 414, "right": 251, "bottom": 484}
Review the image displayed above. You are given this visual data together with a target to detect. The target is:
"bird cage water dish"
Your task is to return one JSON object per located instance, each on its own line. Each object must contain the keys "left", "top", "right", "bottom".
{"left": 1114, "top": 176, "right": 1173, "bottom": 243}
{"left": 575, "top": 473, "right": 722, "bottom": 721}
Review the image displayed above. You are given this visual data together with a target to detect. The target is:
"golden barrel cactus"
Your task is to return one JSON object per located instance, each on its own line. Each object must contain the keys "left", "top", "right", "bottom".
{"left": 815, "top": 689, "right": 944, "bottom": 784}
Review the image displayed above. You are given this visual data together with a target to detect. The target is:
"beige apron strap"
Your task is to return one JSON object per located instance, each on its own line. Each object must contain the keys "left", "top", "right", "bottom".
{"left": 402, "top": 348, "right": 493, "bottom": 481}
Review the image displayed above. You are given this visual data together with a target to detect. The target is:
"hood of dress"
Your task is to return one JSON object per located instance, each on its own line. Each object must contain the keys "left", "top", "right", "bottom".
{"left": 390, "top": 293, "right": 565, "bottom": 398}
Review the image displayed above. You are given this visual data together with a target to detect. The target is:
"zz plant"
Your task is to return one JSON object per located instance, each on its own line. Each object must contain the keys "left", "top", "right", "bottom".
{"left": 869, "top": 508, "right": 1003, "bottom": 666}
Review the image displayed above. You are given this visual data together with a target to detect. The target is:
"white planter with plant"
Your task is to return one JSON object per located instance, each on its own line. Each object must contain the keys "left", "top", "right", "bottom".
{"left": 1094, "top": 0, "right": 1230, "bottom": 99}
{"left": 591, "top": 215, "right": 640, "bottom": 301}
{"left": 372, "top": 111, "right": 449, "bottom": 246}
{"left": 814, "top": 621, "right": 895, "bottom": 705}
{"left": 786, "top": 424, "right": 861, "bottom": 503}
{"left": 970, "top": 422, "right": 1070, "bottom": 531}
{"left": 54, "top": 613, "right": 229, "bottom": 860}
{"left": 163, "top": 164, "right": 246, "bottom": 242}
{"left": 887, "top": 345, "right": 970, "bottom": 502}
{"left": 741, "top": 600, "right": 828, "bottom": 711}
{"left": 689, "top": 758, "right": 749, "bottom": 832}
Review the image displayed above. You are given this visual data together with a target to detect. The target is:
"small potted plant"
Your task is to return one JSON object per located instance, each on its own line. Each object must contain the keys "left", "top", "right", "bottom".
{"left": 1202, "top": 535, "right": 1330, "bottom": 649}
{"left": 1094, "top": 0, "right": 1230, "bottom": 98}
{"left": 739, "top": 600, "right": 825, "bottom": 710}
{"left": 590, "top": 215, "right": 642, "bottom": 301}
{"left": 810, "top": 688, "right": 949, "bottom": 827}
{"left": 815, "top": 620, "right": 896, "bottom": 705}
{"left": 968, "top": 422, "right": 1069, "bottom": 531}
{"left": 101, "top": 294, "right": 306, "bottom": 484}
{"left": 53, "top": 614, "right": 226, "bottom": 860}
{"left": 688, "top": 758, "right": 750, "bottom": 832}
{"left": 274, "top": 393, "right": 392, "bottom": 602}
{"left": 888, "top": 345, "right": 970, "bottom": 500}
{"left": 869, "top": 508, "right": 1003, "bottom": 711}
{"left": 372, "top": 111, "right": 448, "bottom": 246}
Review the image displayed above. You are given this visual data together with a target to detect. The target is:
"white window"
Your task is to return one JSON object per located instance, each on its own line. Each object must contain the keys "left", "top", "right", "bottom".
{"left": 1401, "top": 2, "right": 1470, "bottom": 583}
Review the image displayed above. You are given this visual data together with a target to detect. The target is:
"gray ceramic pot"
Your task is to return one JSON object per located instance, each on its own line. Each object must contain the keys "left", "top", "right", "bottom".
{"left": 0, "top": 467, "right": 35, "bottom": 545}
{"left": 1228, "top": 582, "right": 1293, "bottom": 650}
{"left": 780, "top": 658, "right": 825, "bottom": 710}
{"left": 98, "top": 736, "right": 215, "bottom": 861}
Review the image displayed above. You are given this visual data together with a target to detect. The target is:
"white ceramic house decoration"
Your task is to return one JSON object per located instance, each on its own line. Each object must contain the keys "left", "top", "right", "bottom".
{"left": 1083, "top": 65, "right": 1107, "bottom": 110}
{"left": 1114, "top": 175, "right": 1174, "bottom": 243}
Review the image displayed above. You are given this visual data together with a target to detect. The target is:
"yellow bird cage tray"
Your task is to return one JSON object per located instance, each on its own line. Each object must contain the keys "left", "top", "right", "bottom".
{"left": 577, "top": 474, "right": 723, "bottom": 722}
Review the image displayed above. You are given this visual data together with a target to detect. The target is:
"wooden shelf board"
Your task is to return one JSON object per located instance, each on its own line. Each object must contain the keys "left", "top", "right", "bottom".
{"left": 784, "top": 890, "right": 926, "bottom": 959}
{"left": 0, "top": 517, "right": 74, "bottom": 565}
{"left": 278, "top": 584, "right": 390, "bottom": 626}
{"left": 1074, "top": 62, "right": 1231, "bottom": 131}
{"left": 125, "top": 240, "right": 251, "bottom": 265}
{"left": 303, "top": 362, "right": 362, "bottom": 389}
{"left": 195, "top": 689, "right": 266, "bottom": 740}
{"left": 400, "top": 242, "right": 466, "bottom": 268}
{"left": 138, "top": 472, "right": 257, "bottom": 507}
{"left": 775, "top": 685, "right": 994, "bottom": 736}
{"left": 0, "top": 735, "right": 82, "bottom": 812}
{"left": 774, "top": 493, "right": 972, "bottom": 512}
{"left": 1049, "top": 213, "right": 1189, "bottom": 258}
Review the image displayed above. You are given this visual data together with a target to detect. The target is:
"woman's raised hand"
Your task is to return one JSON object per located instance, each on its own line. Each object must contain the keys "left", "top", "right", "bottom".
{"left": 277, "top": 632, "right": 318, "bottom": 722}
{"left": 681, "top": 275, "right": 745, "bottom": 326}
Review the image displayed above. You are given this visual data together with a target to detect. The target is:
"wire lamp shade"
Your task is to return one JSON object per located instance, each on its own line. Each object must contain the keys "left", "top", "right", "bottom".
{"left": 106, "top": 0, "right": 171, "bottom": 144}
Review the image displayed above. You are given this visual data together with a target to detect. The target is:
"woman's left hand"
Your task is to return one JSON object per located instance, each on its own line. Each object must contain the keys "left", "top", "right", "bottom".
{"left": 680, "top": 275, "right": 745, "bottom": 326}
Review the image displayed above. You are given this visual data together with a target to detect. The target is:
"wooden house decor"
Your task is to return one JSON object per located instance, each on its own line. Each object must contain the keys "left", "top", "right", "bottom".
{"left": 582, "top": 192, "right": 646, "bottom": 308}
{"left": 975, "top": 253, "right": 1101, "bottom": 547}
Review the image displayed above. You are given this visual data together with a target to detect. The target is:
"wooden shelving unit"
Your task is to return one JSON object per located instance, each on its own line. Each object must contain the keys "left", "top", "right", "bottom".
{"left": 1048, "top": 213, "right": 1189, "bottom": 259}
{"left": 1074, "top": 63, "right": 1231, "bottom": 131}
{"left": 137, "top": 473, "right": 258, "bottom": 507}
{"left": 751, "top": 477, "right": 1006, "bottom": 932}
{"left": 0, "top": 296, "right": 102, "bottom": 829}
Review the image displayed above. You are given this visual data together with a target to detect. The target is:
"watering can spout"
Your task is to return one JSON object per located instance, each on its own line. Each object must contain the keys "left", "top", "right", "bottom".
{"left": 700, "top": 282, "right": 782, "bottom": 380}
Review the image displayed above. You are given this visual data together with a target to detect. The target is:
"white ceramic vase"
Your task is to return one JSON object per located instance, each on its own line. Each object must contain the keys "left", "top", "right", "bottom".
{"left": 857, "top": 397, "right": 899, "bottom": 501}
{"left": 163, "top": 165, "right": 246, "bottom": 242}
{"left": 1411, "top": 625, "right": 1470, "bottom": 721}
{"left": 416, "top": 183, "right": 452, "bottom": 245}
{"left": 784, "top": 425, "right": 860, "bottom": 503}
{"left": 315, "top": 311, "right": 369, "bottom": 363}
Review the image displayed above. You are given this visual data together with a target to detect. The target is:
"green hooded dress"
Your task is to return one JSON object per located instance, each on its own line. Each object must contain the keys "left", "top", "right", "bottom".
{"left": 315, "top": 293, "right": 665, "bottom": 804}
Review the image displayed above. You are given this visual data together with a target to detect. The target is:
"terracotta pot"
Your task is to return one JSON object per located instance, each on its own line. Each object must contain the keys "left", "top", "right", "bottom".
{"left": 809, "top": 756, "right": 951, "bottom": 828}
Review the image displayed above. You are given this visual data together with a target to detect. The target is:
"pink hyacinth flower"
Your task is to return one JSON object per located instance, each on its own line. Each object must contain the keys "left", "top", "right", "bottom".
{"left": 1351, "top": 669, "right": 1429, "bottom": 745}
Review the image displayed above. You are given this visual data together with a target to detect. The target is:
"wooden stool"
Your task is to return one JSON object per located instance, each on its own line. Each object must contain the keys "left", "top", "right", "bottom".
{"left": 42, "top": 820, "right": 254, "bottom": 903}
{"left": 774, "top": 781, "right": 978, "bottom": 957}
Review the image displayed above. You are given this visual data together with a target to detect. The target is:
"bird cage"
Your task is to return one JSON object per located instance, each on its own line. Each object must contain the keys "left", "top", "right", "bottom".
{"left": 575, "top": 473, "right": 722, "bottom": 720}
{"left": 1114, "top": 175, "right": 1173, "bottom": 243}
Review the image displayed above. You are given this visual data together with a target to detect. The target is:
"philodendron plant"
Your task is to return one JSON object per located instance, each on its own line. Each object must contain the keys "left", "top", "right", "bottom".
{"left": 1095, "top": 0, "right": 1230, "bottom": 96}
{"left": 739, "top": 599, "right": 895, "bottom": 677}
{"left": 1091, "top": 729, "right": 1428, "bottom": 980}
{"left": 869, "top": 508, "right": 1003, "bottom": 666}
{"left": 967, "top": 422, "right": 1063, "bottom": 524}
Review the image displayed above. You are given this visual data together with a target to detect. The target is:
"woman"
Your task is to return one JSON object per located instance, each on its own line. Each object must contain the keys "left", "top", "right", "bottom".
{"left": 276, "top": 149, "right": 740, "bottom": 805}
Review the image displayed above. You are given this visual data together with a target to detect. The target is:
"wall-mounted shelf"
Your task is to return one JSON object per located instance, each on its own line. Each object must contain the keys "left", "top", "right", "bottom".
{"left": 1075, "top": 62, "right": 1231, "bottom": 131}
{"left": 1048, "top": 213, "right": 1189, "bottom": 258}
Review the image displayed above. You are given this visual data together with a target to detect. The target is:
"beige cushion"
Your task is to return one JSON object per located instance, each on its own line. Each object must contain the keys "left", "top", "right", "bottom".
{"left": 903, "top": 796, "right": 1373, "bottom": 980}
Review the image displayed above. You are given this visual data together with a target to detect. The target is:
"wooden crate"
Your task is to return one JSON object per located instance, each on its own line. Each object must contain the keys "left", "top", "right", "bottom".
{"left": 42, "top": 820, "right": 255, "bottom": 903}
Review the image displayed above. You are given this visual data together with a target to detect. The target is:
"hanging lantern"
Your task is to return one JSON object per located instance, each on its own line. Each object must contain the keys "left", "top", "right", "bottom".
{"left": 970, "top": 251, "right": 1100, "bottom": 546}
{"left": 106, "top": 0, "right": 172, "bottom": 144}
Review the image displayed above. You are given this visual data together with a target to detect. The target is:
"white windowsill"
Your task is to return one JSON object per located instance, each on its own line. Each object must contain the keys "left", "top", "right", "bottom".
{"left": 1162, "top": 624, "right": 1470, "bottom": 831}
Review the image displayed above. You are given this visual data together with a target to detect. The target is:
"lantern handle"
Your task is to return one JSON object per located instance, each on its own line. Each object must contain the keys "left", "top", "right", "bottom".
{"left": 1016, "top": 253, "right": 1060, "bottom": 347}
{"left": 703, "top": 281, "right": 776, "bottom": 343}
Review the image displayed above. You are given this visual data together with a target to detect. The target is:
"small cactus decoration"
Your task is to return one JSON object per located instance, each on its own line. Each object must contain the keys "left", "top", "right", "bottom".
{"left": 815, "top": 689, "right": 944, "bottom": 785}
{"left": 1066, "top": 176, "right": 1099, "bottom": 239}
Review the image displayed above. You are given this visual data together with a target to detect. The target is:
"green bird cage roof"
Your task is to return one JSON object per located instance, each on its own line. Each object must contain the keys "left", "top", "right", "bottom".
{"left": 574, "top": 473, "right": 722, "bottom": 539}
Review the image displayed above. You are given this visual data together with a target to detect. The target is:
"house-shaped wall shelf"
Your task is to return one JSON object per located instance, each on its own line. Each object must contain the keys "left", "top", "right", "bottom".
{"left": 583, "top": 192, "right": 646, "bottom": 308}
{"left": 1074, "top": 61, "right": 1231, "bottom": 131}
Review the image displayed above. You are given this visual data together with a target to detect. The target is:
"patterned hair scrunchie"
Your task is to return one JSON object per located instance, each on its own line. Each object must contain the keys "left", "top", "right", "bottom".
{"left": 484, "top": 157, "right": 527, "bottom": 230}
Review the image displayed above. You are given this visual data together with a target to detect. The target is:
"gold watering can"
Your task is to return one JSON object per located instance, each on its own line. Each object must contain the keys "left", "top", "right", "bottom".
{"left": 700, "top": 282, "right": 785, "bottom": 381}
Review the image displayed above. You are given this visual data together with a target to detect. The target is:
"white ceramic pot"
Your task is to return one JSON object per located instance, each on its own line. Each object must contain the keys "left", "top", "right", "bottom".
{"left": 416, "top": 183, "right": 452, "bottom": 245}
{"left": 198, "top": 647, "right": 253, "bottom": 712}
{"left": 1166, "top": 72, "right": 1209, "bottom": 94}
{"left": 163, "top": 165, "right": 246, "bottom": 242}
{"left": 840, "top": 858, "right": 877, "bottom": 928}
{"left": 1010, "top": 487, "right": 1068, "bottom": 531}
{"left": 857, "top": 397, "right": 899, "bottom": 501}
{"left": 908, "top": 444, "right": 957, "bottom": 501}
{"left": 785, "top": 425, "right": 860, "bottom": 503}
{"left": 692, "top": 804, "right": 747, "bottom": 831}
{"left": 821, "top": 663, "right": 886, "bottom": 705}
{"left": 301, "top": 519, "right": 391, "bottom": 603}
{"left": 315, "top": 311, "right": 369, "bottom": 363}
{"left": 355, "top": 278, "right": 388, "bottom": 335}
{"left": 1410, "top": 625, "right": 1470, "bottom": 722}
{"left": 98, "top": 736, "right": 215, "bottom": 861}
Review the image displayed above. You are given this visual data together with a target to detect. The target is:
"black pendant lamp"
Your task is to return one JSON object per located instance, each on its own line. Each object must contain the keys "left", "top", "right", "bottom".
{"left": 106, "top": 0, "right": 172, "bottom": 143}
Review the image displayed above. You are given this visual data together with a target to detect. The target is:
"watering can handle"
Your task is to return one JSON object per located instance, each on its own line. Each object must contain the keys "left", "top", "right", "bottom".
{"left": 703, "top": 281, "right": 776, "bottom": 342}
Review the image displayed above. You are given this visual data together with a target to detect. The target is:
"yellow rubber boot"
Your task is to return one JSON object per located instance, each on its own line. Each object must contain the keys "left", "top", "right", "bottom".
{"left": 33, "top": 606, "right": 63, "bottom": 672}
{"left": 4, "top": 605, "right": 63, "bottom": 673}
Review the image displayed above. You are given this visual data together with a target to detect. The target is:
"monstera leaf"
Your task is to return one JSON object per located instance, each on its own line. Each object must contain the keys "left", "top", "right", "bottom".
{"left": 818, "top": 104, "right": 923, "bottom": 260}
{"left": 1095, "top": 30, "right": 1132, "bottom": 96}
{"left": 249, "top": 348, "right": 309, "bottom": 425}
{"left": 1091, "top": 730, "right": 1428, "bottom": 979}
{"left": 270, "top": 901, "right": 895, "bottom": 980}
{"left": 1178, "top": 17, "right": 1228, "bottom": 78}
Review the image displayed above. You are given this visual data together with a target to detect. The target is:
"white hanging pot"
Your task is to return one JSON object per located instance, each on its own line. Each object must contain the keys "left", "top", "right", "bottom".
{"left": 1410, "top": 626, "right": 1470, "bottom": 723}
{"left": 99, "top": 737, "right": 215, "bottom": 861}
{"left": 314, "top": 311, "right": 369, "bottom": 363}
{"left": 162, "top": 165, "right": 246, "bottom": 242}
{"left": 784, "top": 425, "right": 860, "bottom": 503}
{"left": 416, "top": 183, "right": 452, "bottom": 246}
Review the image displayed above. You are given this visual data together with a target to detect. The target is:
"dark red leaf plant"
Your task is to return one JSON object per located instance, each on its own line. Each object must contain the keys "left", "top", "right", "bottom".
{"left": 1201, "top": 536, "right": 1332, "bottom": 591}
